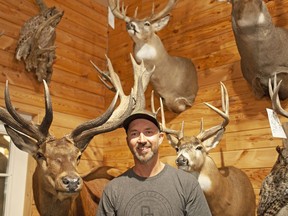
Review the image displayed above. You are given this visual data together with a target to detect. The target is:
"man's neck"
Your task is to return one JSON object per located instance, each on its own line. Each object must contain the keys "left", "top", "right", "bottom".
{"left": 133, "top": 160, "right": 165, "bottom": 178}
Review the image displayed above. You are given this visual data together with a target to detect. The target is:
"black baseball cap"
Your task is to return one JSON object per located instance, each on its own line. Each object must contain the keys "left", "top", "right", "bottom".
{"left": 122, "top": 110, "right": 160, "bottom": 132}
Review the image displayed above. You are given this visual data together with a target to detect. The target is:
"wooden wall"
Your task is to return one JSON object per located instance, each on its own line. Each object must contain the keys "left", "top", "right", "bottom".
{"left": 0, "top": 0, "right": 109, "bottom": 215}
{"left": 1, "top": 0, "right": 288, "bottom": 215}
{"left": 103, "top": 0, "right": 288, "bottom": 210}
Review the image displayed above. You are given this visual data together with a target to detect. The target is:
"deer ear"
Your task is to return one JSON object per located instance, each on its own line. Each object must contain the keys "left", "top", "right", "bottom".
{"left": 4, "top": 125, "right": 38, "bottom": 154}
{"left": 152, "top": 15, "right": 170, "bottom": 32}
{"left": 202, "top": 128, "right": 225, "bottom": 152}
{"left": 166, "top": 134, "right": 179, "bottom": 149}
{"left": 74, "top": 137, "right": 93, "bottom": 153}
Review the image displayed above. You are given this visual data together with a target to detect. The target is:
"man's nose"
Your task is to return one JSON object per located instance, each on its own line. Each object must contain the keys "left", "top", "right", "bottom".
{"left": 138, "top": 133, "right": 147, "bottom": 142}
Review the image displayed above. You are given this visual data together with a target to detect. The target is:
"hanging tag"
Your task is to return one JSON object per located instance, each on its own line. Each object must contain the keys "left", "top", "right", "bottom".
{"left": 266, "top": 108, "right": 287, "bottom": 139}
{"left": 108, "top": 7, "right": 115, "bottom": 29}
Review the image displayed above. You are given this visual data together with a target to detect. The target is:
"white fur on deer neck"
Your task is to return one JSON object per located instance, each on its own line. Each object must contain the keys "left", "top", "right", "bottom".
{"left": 258, "top": 12, "right": 266, "bottom": 24}
{"left": 136, "top": 43, "right": 157, "bottom": 60}
{"left": 198, "top": 174, "right": 212, "bottom": 191}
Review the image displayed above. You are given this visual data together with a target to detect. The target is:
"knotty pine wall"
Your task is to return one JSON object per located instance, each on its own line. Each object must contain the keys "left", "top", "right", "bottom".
{"left": 103, "top": 0, "right": 288, "bottom": 209}
{"left": 0, "top": 0, "right": 110, "bottom": 215}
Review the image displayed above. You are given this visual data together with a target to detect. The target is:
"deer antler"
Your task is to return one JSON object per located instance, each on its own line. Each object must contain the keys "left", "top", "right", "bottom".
{"left": 155, "top": 90, "right": 184, "bottom": 148}
{"left": 3, "top": 80, "right": 53, "bottom": 144}
{"left": 76, "top": 54, "right": 152, "bottom": 149}
{"left": 149, "top": 0, "right": 178, "bottom": 22}
{"left": 130, "top": 54, "right": 154, "bottom": 112}
{"left": 108, "top": 0, "right": 130, "bottom": 22}
{"left": 72, "top": 57, "right": 133, "bottom": 149}
{"left": 268, "top": 75, "right": 288, "bottom": 118}
{"left": 108, "top": 0, "right": 178, "bottom": 22}
{"left": 196, "top": 82, "right": 229, "bottom": 145}
{"left": 1, "top": 80, "right": 118, "bottom": 153}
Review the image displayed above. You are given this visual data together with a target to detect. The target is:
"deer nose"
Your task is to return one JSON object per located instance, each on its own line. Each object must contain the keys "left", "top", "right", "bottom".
{"left": 176, "top": 154, "right": 188, "bottom": 166}
{"left": 126, "top": 22, "right": 135, "bottom": 30}
{"left": 62, "top": 176, "right": 81, "bottom": 191}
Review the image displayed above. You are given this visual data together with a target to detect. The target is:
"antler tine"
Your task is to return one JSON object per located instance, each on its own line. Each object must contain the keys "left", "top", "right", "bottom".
{"left": 159, "top": 96, "right": 184, "bottom": 147}
{"left": 38, "top": 80, "right": 53, "bottom": 137}
{"left": 108, "top": 0, "right": 131, "bottom": 22}
{"left": 268, "top": 75, "right": 288, "bottom": 118}
{"left": 149, "top": 0, "right": 178, "bottom": 22}
{"left": 197, "top": 82, "right": 229, "bottom": 141}
{"left": 4, "top": 81, "right": 47, "bottom": 141}
{"left": 204, "top": 82, "right": 229, "bottom": 128}
{"left": 130, "top": 53, "right": 154, "bottom": 112}
{"left": 133, "top": 7, "right": 138, "bottom": 18}
{"left": 90, "top": 60, "right": 116, "bottom": 92}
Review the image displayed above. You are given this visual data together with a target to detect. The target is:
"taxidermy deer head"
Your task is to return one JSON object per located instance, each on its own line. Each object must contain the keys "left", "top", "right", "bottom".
{"left": 216, "top": 0, "right": 288, "bottom": 100}
{"left": 15, "top": 0, "right": 63, "bottom": 84}
{"left": 108, "top": 0, "right": 198, "bottom": 113}
{"left": 161, "top": 83, "right": 256, "bottom": 215}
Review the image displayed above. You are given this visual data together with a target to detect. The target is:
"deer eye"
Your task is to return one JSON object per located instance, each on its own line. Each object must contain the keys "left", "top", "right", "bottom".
{"left": 36, "top": 152, "right": 46, "bottom": 160}
{"left": 195, "top": 145, "right": 203, "bottom": 151}
{"left": 175, "top": 146, "right": 179, "bottom": 153}
{"left": 144, "top": 21, "right": 151, "bottom": 26}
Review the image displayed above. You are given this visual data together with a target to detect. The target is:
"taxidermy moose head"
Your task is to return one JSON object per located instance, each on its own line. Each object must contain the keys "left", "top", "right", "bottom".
{"left": 108, "top": 0, "right": 198, "bottom": 114}
{"left": 161, "top": 83, "right": 256, "bottom": 216}
{"left": 0, "top": 55, "right": 151, "bottom": 216}
{"left": 257, "top": 76, "right": 288, "bottom": 216}
{"left": 217, "top": 0, "right": 288, "bottom": 100}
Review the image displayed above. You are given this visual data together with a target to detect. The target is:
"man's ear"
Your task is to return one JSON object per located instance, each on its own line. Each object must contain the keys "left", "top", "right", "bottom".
{"left": 158, "top": 132, "right": 165, "bottom": 145}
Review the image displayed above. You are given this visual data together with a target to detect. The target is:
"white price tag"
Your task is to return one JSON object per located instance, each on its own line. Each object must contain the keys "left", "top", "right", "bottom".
{"left": 266, "top": 108, "right": 287, "bottom": 139}
{"left": 108, "top": 7, "right": 115, "bottom": 29}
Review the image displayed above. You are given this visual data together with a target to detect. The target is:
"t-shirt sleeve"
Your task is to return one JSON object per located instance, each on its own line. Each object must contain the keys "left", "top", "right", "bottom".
{"left": 96, "top": 189, "right": 116, "bottom": 216}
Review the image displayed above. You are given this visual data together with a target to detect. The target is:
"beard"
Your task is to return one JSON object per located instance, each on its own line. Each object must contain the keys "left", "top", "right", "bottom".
{"left": 130, "top": 143, "right": 158, "bottom": 163}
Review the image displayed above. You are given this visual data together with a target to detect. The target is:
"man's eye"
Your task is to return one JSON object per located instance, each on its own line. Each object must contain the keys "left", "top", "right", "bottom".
{"left": 144, "top": 130, "right": 155, "bottom": 136}
{"left": 130, "top": 132, "right": 139, "bottom": 137}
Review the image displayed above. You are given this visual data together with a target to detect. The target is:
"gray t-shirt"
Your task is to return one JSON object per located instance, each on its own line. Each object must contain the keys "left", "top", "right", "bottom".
{"left": 97, "top": 164, "right": 211, "bottom": 216}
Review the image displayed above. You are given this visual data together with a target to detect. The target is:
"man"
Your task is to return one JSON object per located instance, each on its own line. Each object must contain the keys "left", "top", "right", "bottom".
{"left": 97, "top": 110, "right": 211, "bottom": 216}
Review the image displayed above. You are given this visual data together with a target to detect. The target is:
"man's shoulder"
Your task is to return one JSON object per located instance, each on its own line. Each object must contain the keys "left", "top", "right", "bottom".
{"left": 165, "top": 164, "right": 199, "bottom": 180}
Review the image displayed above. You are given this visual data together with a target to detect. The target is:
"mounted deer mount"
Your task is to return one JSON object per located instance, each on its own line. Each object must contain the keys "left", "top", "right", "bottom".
{"left": 161, "top": 83, "right": 256, "bottom": 216}
{"left": 108, "top": 0, "right": 198, "bottom": 114}
{"left": 257, "top": 76, "right": 288, "bottom": 216}
{"left": 217, "top": 0, "right": 288, "bottom": 100}
{"left": 0, "top": 54, "right": 150, "bottom": 215}
{"left": 15, "top": 0, "right": 63, "bottom": 84}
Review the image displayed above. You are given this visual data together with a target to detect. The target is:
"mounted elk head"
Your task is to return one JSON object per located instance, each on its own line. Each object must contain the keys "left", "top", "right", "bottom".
{"left": 161, "top": 83, "right": 256, "bottom": 216}
{"left": 15, "top": 0, "right": 63, "bottom": 84}
{"left": 216, "top": 0, "right": 288, "bottom": 100}
{"left": 108, "top": 0, "right": 198, "bottom": 113}
{"left": 0, "top": 54, "right": 151, "bottom": 215}
{"left": 257, "top": 76, "right": 288, "bottom": 216}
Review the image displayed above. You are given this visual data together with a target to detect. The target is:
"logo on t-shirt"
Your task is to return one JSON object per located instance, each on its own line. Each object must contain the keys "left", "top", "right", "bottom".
{"left": 124, "top": 191, "right": 173, "bottom": 216}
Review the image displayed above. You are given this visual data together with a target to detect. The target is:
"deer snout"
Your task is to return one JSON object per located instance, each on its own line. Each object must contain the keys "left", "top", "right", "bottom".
{"left": 176, "top": 154, "right": 188, "bottom": 166}
{"left": 126, "top": 22, "right": 137, "bottom": 32}
{"left": 62, "top": 175, "right": 82, "bottom": 192}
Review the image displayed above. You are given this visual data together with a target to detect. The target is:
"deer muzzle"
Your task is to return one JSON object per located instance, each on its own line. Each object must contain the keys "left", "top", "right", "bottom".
{"left": 62, "top": 176, "right": 82, "bottom": 192}
{"left": 176, "top": 154, "right": 189, "bottom": 167}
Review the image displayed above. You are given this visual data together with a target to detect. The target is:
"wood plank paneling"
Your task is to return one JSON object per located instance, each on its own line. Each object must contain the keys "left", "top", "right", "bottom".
{"left": 0, "top": 0, "right": 110, "bottom": 215}
{"left": 2, "top": 0, "right": 288, "bottom": 215}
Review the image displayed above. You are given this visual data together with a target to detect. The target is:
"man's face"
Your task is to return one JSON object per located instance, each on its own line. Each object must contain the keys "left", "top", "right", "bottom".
{"left": 126, "top": 119, "right": 164, "bottom": 163}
